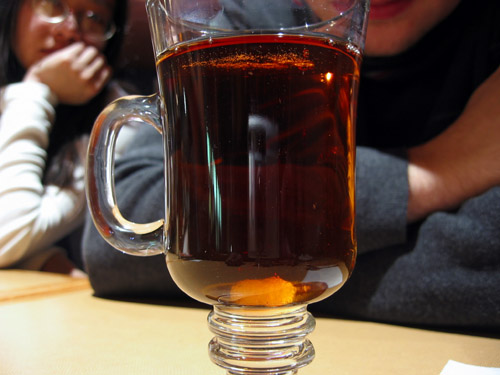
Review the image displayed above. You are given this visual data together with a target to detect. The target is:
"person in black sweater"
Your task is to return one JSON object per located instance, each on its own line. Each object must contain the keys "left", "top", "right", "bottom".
{"left": 82, "top": 0, "right": 500, "bottom": 329}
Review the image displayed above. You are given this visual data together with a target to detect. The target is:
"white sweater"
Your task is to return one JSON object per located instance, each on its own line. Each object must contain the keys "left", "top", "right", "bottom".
{"left": 0, "top": 81, "right": 88, "bottom": 269}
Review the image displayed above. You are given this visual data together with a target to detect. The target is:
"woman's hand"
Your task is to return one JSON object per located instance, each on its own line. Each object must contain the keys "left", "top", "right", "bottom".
{"left": 407, "top": 65, "right": 500, "bottom": 221}
{"left": 23, "top": 42, "right": 112, "bottom": 105}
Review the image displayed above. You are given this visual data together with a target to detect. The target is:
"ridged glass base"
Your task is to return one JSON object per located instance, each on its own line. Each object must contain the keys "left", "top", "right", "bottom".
{"left": 208, "top": 304, "right": 316, "bottom": 374}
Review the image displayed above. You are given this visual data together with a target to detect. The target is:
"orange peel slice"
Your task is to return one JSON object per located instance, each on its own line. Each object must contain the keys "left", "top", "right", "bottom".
{"left": 230, "top": 275, "right": 297, "bottom": 306}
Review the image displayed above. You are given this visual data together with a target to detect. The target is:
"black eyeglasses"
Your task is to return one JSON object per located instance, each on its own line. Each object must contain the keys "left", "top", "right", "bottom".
{"left": 32, "top": 0, "right": 116, "bottom": 42}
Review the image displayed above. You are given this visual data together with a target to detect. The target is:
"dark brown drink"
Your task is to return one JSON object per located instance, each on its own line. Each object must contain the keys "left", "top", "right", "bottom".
{"left": 157, "top": 34, "right": 360, "bottom": 307}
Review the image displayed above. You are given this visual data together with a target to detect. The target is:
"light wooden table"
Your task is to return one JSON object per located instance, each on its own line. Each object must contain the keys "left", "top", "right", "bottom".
{"left": 1, "top": 270, "right": 499, "bottom": 374}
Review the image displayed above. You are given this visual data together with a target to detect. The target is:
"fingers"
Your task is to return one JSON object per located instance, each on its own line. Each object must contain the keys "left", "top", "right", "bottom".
{"left": 80, "top": 53, "right": 112, "bottom": 93}
{"left": 72, "top": 44, "right": 100, "bottom": 71}
{"left": 90, "top": 63, "right": 112, "bottom": 91}
{"left": 80, "top": 53, "right": 107, "bottom": 80}
{"left": 61, "top": 41, "right": 86, "bottom": 55}
{"left": 71, "top": 44, "right": 111, "bottom": 79}
{"left": 68, "top": 42, "right": 112, "bottom": 96}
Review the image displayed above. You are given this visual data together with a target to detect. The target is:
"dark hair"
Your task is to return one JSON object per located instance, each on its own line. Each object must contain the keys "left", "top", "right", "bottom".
{"left": 0, "top": 0, "right": 129, "bottom": 186}
{"left": 0, "top": 0, "right": 22, "bottom": 85}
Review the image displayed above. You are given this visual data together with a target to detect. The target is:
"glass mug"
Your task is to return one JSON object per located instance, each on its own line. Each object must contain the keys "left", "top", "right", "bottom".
{"left": 86, "top": 0, "right": 369, "bottom": 374}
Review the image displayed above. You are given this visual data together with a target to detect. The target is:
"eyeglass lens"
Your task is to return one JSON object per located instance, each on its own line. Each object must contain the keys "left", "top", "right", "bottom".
{"left": 32, "top": 0, "right": 115, "bottom": 41}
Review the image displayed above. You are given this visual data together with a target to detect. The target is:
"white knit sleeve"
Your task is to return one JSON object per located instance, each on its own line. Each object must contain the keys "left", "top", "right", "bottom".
{"left": 0, "top": 82, "right": 86, "bottom": 269}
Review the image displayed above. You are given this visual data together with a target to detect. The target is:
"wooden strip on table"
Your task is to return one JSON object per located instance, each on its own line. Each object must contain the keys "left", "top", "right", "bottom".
{"left": 0, "top": 270, "right": 91, "bottom": 304}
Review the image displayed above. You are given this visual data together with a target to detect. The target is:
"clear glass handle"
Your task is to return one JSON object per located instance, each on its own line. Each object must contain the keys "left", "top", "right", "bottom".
{"left": 86, "top": 94, "right": 164, "bottom": 256}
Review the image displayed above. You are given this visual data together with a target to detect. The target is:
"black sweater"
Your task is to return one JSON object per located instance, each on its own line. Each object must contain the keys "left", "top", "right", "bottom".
{"left": 82, "top": 0, "right": 500, "bottom": 329}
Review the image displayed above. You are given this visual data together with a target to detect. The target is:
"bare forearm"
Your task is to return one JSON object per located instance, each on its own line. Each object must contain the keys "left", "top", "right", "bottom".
{"left": 407, "top": 65, "right": 500, "bottom": 222}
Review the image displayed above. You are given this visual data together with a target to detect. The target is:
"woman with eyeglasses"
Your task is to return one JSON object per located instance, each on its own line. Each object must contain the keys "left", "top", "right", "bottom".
{"left": 0, "top": 0, "right": 128, "bottom": 274}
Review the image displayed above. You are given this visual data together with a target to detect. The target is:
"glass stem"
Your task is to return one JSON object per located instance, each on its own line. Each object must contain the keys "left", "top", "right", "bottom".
{"left": 208, "top": 304, "right": 315, "bottom": 374}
